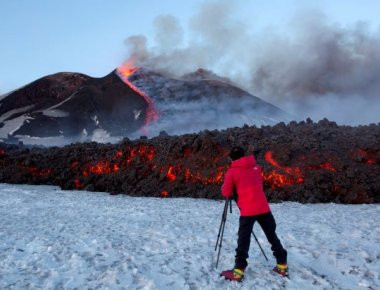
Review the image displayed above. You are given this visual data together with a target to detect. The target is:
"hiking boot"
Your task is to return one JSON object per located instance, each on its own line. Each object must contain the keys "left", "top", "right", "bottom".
{"left": 273, "top": 264, "right": 289, "bottom": 277}
{"left": 220, "top": 268, "right": 245, "bottom": 282}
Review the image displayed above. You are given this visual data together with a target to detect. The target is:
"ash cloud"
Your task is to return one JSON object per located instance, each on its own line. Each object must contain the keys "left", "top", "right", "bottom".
{"left": 124, "top": 0, "right": 380, "bottom": 126}
{"left": 153, "top": 15, "right": 183, "bottom": 53}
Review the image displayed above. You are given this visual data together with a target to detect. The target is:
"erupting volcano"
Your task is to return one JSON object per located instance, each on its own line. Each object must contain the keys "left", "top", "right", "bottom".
{"left": 0, "top": 63, "right": 290, "bottom": 145}
{"left": 1, "top": 63, "right": 377, "bottom": 204}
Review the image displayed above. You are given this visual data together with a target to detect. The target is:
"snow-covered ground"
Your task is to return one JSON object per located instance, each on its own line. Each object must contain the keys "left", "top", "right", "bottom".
{"left": 0, "top": 184, "right": 379, "bottom": 289}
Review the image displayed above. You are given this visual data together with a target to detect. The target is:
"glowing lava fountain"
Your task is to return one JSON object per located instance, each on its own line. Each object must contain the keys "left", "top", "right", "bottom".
{"left": 116, "top": 64, "right": 159, "bottom": 133}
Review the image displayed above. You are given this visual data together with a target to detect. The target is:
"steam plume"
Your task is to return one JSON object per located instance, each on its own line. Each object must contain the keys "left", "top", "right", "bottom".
{"left": 124, "top": 0, "right": 380, "bottom": 125}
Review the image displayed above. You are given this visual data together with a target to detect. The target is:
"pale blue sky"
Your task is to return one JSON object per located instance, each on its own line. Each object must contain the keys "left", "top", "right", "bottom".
{"left": 1, "top": 0, "right": 379, "bottom": 93}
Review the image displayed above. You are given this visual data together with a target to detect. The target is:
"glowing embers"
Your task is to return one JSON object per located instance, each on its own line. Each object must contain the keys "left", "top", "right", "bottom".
{"left": 308, "top": 162, "right": 337, "bottom": 172}
{"left": 207, "top": 167, "right": 226, "bottom": 184}
{"left": 70, "top": 146, "right": 156, "bottom": 179}
{"left": 161, "top": 190, "right": 170, "bottom": 197}
{"left": 183, "top": 148, "right": 192, "bottom": 158}
{"left": 28, "top": 166, "right": 53, "bottom": 177}
{"left": 0, "top": 148, "right": 5, "bottom": 156}
{"left": 165, "top": 164, "right": 228, "bottom": 185}
{"left": 87, "top": 161, "right": 120, "bottom": 175}
{"left": 331, "top": 184, "right": 341, "bottom": 194}
{"left": 126, "top": 145, "right": 155, "bottom": 166}
{"left": 356, "top": 148, "right": 377, "bottom": 165}
{"left": 74, "top": 179, "right": 82, "bottom": 189}
{"left": 166, "top": 166, "right": 177, "bottom": 181}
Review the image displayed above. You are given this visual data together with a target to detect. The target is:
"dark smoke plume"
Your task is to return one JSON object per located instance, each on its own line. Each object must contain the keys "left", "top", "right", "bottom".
{"left": 124, "top": 1, "right": 380, "bottom": 125}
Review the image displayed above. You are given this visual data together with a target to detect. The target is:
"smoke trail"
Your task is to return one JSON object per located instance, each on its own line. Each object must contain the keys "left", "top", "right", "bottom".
{"left": 153, "top": 15, "right": 183, "bottom": 53}
{"left": 124, "top": 0, "right": 380, "bottom": 125}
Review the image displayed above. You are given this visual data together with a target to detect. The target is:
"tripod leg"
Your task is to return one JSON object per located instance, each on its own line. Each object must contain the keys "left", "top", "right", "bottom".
{"left": 252, "top": 230, "right": 269, "bottom": 261}
{"left": 215, "top": 199, "right": 228, "bottom": 251}
{"left": 216, "top": 210, "right": 227, "bottom": 268}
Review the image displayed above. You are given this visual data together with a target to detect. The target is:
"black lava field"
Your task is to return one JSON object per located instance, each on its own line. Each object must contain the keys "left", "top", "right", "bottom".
{"left": 0, "top": 119, "right": 379, "bottom": 204}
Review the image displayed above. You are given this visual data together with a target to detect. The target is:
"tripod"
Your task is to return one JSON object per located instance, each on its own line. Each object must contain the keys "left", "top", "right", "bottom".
{"left": 214, "top": 198, "right": 268, "bottom": 268}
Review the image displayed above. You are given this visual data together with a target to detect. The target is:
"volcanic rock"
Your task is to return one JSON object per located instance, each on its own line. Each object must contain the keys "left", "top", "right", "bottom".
{"left": 0, "top": 120, "right": 379, "bottom": 204}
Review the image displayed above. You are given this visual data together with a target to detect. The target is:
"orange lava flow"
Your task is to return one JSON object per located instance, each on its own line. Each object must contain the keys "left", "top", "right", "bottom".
{"left": 21, "top": 143, "right": 349, "bottom": 194}
{"left": 264, "top": 151, "right": 301, "bottom": 176}
{"left": 263, "top": 170, "right": 303, "bottom": 189}
{"left": 264, "top": 151, "right": 301, "bottom": 175}
{"left": 67, "top": 144, "right": 228, "bottom": 194}
{"left": 263, "top": 151, "right": 343, "bottom": 188}
{"left": 263, "top": 151, "right": 304, "bottom": 188}
{"left": 164, "top": 164, "right": 228, "bottom": 185}
{"left": 116, "top": 65, "right": 159, "bottom": 131}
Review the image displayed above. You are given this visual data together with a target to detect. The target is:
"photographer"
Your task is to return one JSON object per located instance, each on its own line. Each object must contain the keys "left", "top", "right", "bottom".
{"left": 220, "top": 146, "right": 288, "bottom": 282}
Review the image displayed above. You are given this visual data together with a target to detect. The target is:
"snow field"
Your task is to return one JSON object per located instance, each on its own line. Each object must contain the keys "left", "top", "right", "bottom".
{"left": 0, "top": 183, "right": 379, "bottom": 289}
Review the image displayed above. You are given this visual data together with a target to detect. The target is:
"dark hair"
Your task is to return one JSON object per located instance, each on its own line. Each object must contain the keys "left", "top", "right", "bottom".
{"left": 229, "top": 146, "right": 245, "bottom": 161}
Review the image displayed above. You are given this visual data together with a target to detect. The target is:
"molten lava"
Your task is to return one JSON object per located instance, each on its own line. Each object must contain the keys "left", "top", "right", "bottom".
{"left": 1, "top": 120, "right": 377, "bottom": 204}
{"left": 264, "top": 151, "right": 301, "bottom": 176}
{"left": 263, "top": 170, "right": 303, "bottom": 189}
{"left": 10, "top": 142, "right": 350, "bottom": 195}
{"left": 263, "top": 151, "right": 304, "bottom": 188}
{"left": 65, "top": 143, "right": 228, "bottom": 192}
{"left": 87, "top": 161, "right": 119, "bottom": 175}
{"left": 263, "top": 151, "right": 339, "bottom": 189}
{"left": 161, "top": 190, "right": 170, "bottom": 197}
{"left": 166, "top": 166, "right": 177, "bottom": 181}
{"left": 126, "top": 145, "right": 155, "bottom": 166}
{"left": 116, "top": 64, "right": 159, "bottom": 133}
{"left": 118, "top": 66, "right": 135, "bottom": 77}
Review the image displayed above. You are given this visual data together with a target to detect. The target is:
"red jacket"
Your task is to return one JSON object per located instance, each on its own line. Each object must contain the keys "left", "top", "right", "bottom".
{"left": 221, "top": 155, "right": 270, "bottom": 216}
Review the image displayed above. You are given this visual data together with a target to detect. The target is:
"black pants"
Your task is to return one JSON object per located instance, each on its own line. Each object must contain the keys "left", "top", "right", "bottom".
{"left": 235, "top": 211, "right": 287, "bottom": 269}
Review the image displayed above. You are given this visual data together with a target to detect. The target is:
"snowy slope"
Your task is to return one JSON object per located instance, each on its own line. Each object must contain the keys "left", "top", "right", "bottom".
{"left": 0, "top": 183, "right": 379, "bottom": 289}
